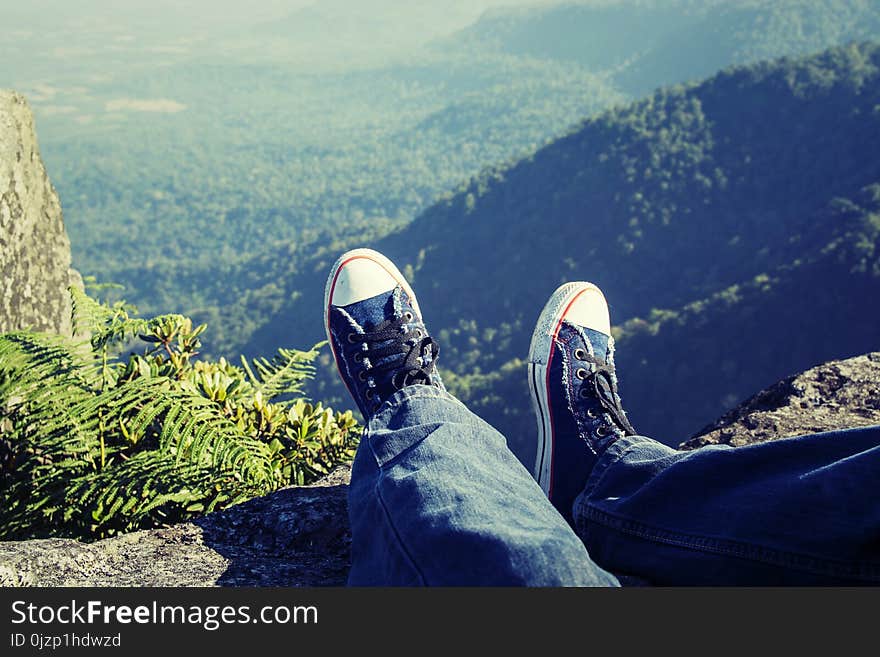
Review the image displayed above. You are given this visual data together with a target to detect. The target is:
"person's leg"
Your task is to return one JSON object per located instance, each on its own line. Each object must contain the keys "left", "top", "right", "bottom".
{"left": 528, "top": 282, "right": 880, "bottom": 585}
{"left": 348, "top": 384, "right": 619, "bottom": 585}
{"left": 325, "top": 249, "right": 618, "bottom": 586}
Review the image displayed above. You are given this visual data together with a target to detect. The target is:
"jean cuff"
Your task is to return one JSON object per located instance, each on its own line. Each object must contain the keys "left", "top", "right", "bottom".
{"left": 369, "top": 384, "right": 460, "bottom": 419}
{"left": 575, "top": 435, "right": 657, "bottom": 524}
{"left": 365, "top": 385, "right": 464, "bottom": 467}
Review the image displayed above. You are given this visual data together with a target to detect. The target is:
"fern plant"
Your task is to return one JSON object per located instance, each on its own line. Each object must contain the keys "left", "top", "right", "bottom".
{"left": 0, "top": 288, "right": 360, "bottom": 540}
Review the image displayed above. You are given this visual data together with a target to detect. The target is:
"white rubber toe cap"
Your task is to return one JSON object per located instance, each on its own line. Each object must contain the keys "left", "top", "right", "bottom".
{"left": 327, "top": 252, "right": 399, "bottom": 307}
{"left": 528, "top": 282, "right": 611, "bottom": 367}
{"left": 565, "top": 285, "right": 611, "bottom": 336}
{"left": 324, "top": 248, "right": 421, "bottom": 317}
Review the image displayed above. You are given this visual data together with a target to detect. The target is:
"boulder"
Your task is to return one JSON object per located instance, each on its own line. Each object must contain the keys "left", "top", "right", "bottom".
{"left": 0, "top": 90, "right": 82, "bottom": 336}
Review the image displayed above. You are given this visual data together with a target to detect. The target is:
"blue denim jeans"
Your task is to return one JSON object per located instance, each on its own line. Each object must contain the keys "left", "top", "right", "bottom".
{"left": 347, "top": 385, "right": 880, "bottom": 586}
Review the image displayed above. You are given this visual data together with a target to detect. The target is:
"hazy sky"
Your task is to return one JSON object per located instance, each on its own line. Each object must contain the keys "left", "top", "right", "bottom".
{"left": 3, "top": 0, "right": 564, "bottom": 81}
{"left": 5, "top": 1, "right": 554, "bottom": 37}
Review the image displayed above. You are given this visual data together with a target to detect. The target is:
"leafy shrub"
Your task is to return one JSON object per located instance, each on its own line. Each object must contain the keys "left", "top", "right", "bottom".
{"left": 0, "top": 288, "right": 360, "bottom": 540}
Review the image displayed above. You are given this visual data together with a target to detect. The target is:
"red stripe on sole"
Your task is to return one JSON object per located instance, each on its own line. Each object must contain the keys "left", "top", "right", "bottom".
{"left": 545, "top": 287, "right": 591, "bottom": 501}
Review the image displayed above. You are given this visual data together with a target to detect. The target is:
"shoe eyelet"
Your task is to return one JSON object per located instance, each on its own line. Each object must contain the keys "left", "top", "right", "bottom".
{"left": 347, "top": 333, "right": 359, "bottom": 344}
{"left": 575, "top": 368, "right": 588, "bottom": 380}
{"left": 596, "top": 425, "right": 610, "bottom": 437}
{"left": 353, "top": 352, "right": 364, "bottom": 363}
{"left": 404, "top": 311, "right": 414, "bottom": 322}
{"left": 358, "top": 370, "right": 368, "bottom": 382}
{"left": 580, "top": 388, "right": 590, "bottom": 399}
{"left": 586, "top": 407, "right": 597, "bottom": 418}
{"left": 412, "top": 328, "right": 423, "bottom": 339}
{"left": 365, "top": 389, "right": 375, "bottom": 400}
{"left": 574, "top": 348, "right": 587, "bottom": 361}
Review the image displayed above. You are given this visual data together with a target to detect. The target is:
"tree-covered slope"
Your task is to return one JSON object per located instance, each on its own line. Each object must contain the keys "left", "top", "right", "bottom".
{"left": 615, "top": 187, "right": 880, "bottom": 444}
{"left": 27, "top": 54, "right": 618, "bottom": 355}
{"left": 249, "top": 42, "right": 880, "bottom": 463}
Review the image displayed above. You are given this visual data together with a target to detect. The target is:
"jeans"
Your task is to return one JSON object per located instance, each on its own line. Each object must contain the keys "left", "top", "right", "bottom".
{"left": 347, "top": 385, "right": 880, "bottom": 586}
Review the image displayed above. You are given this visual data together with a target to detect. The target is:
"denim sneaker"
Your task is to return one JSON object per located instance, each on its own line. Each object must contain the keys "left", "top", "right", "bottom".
{"left": 527, "top": 282, "right": 636, "bottom": 524}
{"left": 324, "top": 248, "right": 444, "bottom": 418}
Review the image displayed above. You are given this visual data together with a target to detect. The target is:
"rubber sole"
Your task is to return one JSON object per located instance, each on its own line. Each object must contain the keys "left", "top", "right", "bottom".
{"left": 527, "top": 282, "right": 605, "bottom": 498}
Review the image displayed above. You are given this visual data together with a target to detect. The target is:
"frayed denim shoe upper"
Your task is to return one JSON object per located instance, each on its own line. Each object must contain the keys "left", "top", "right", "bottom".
{"left": 547, "top": 321, "right": 635, "bottom": 522}
{"left": 553, "top": 322, "right": 635, "bottom": 451}
{"left": 328, "top": 286, "right": 444, "bottom": 418}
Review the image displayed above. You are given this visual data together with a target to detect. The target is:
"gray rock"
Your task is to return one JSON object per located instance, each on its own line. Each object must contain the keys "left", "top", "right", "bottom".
{"left": 0, "top": 90, "right": 81, "bottom": 336}
{"left": 2, "top": 352, "right": 878, "bottom": 586}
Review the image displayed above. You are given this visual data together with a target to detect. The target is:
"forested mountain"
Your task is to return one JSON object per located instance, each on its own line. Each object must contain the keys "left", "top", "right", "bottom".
{"left": 448, "top": 0, "right": 880, "bottom": 94}
{"left": 249, "top": 43, "right": 880, "bottom": 462}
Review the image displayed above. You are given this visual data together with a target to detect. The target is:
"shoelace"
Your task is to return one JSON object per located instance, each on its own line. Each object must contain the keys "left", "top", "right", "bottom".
{"left": 347, "top": 311, "right": 439, "bottom": 408}
{"left": 574, "top": 351, "right": 636, "bottom": 438}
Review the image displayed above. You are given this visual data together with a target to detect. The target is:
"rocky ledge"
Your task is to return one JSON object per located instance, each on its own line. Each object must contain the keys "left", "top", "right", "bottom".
{"left": 1, "top": 352, "right": 878, "bottom": 586}
{"left": 682, "top": 352, "right": 880, "bottom": 449}
{"left": 0, "top": 467, "right": 352, "bottom": 587}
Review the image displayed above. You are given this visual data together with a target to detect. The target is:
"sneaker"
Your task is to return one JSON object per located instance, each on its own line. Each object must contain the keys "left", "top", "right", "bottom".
{"left": 324, "top": 248, "right": 443, "bottom": 418}
{"left": 527, "top": 282, "right": 636, "bottom": 523}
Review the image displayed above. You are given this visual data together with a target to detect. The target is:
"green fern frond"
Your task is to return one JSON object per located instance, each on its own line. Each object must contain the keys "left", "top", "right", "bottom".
{"left": 70, "top": 284, "right": 122, "bottom": 338}
{"left": 0, "top": 292, "right": 360, "bottom": 541}
{"left": 240, "top": 343, "right": 321, "bottom": 403}
{"left": 0, "top": 331, "right": 95, "bottom": 395}
{"left": 67, "top": 452, "right": 262, "bottom": 535}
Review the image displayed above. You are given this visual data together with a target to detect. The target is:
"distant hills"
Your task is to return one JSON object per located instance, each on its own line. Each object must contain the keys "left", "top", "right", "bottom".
{"left": 447, "top": 0, "right": 880, "bottom": 94}
{"left": 250, "top": 42, "right": 880, "bottom": 463}
{"left": 243, "top": 0, "right": 539, "bottom": 68}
